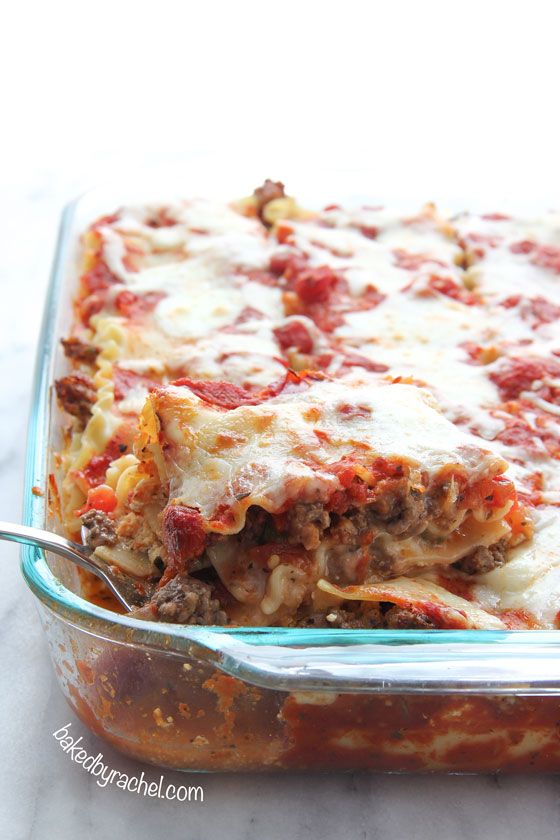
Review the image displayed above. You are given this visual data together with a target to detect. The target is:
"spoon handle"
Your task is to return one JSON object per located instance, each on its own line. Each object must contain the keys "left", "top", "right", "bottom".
{"left": 0, "top": 520, "right": 90, "bottom": 564}
{"left": 0, "top": 520, "right": 137, "bottom": 611}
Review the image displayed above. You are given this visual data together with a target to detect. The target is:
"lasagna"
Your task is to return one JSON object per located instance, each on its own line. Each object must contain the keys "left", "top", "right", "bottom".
{"left": 53, "top": 181, "right": 560, "bottom": 630}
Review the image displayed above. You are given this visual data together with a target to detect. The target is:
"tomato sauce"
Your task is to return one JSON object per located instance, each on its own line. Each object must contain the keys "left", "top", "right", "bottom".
{"left": 161, "top": 505, "right": 207, "bottom": 583}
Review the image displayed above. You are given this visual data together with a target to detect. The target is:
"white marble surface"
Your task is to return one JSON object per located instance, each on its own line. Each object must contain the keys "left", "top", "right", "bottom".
{"left": 3, "top": 2, "right": 560, "bottom": 836}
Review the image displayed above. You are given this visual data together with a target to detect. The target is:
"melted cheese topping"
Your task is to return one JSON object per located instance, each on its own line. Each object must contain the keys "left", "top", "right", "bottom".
{"left": 95, "top": 200, "right": 287, "bottom": 389}
{"left": 139, "top": 377, "right": 506, "bottom": 532}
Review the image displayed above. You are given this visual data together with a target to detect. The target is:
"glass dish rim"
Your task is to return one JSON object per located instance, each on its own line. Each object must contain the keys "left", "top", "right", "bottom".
{"left": 19, "top": 187, "right": 560, "bottom": 695}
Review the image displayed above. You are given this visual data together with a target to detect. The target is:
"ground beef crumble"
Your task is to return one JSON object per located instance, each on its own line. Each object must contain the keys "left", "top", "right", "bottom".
{"left": 368, "top": 481, "right": 427, "bottom": 537}
{"left": 61, "top": 337, "right": 99, "bottom": 364}
{"left": 152, "top": 574, "right": 227, "bottom": 625}
{"left": 296, "top": 603, "right": 383, "bottom": 628}
{"left": 81, "top": 510, "right": 117, "bottom": 548}
{"left": 454, "top": 539, "right": 508, "bottom": 575}
{"left": 384, "top": 606, "right": 436, "bottom": 629}
{"left": 295, "top": 603, "right": 436, "bottom": 629}
{"left": 286, "top": 502, "right": 331, "bottom": 550}
{"left": 239, "top": 506, "right": 271, "bottom": 545}
{"left": 253, "top": 179, "right": 285, "bottom": 223}
{"left": 55, "top": 373, "right": 96, "bottom": 426}
{"left": 328, "top": 507, "right": 370, "bottom": 545}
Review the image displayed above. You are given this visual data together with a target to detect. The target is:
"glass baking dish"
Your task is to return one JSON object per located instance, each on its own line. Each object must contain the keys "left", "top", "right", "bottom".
{"left": 20, "top": 173, "right": 560, "bottom": 773}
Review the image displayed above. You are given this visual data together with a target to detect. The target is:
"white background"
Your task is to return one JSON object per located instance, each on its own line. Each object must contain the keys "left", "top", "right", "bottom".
{"left": 1, "top": 1, "right": 560, "bottom": 838}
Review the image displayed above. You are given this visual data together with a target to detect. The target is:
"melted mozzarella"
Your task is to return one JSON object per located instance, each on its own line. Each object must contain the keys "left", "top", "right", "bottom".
{"left": 454, "top": 211, "right": 560, "bottom": 304}
{"left": 473, "top": 512, "right": 560, "bottom": 625}
{"left": 93, "top": 200, "right": 287, "bottom": 388}
{"left": 469, "top": 258, "right": 560, "bottom": 306}
{"left": 153, "top": 277, "right": 283, "bottom": 339}
{"left": 140, "top": 377, "right": 506, "bottom": 532}
{"left": 335, "top": 292, "right": 500, "bottom": 422}
{"left": 290, "top": 218, "right": 461, "bottom": 297}
{"left": 168, "top": 326, "right": 287, "bottom": 388}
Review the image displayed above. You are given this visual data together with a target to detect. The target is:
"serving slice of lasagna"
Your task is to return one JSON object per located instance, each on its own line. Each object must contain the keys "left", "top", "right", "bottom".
{"left": 98, "top": 370, "right": 526, "bottom": 628}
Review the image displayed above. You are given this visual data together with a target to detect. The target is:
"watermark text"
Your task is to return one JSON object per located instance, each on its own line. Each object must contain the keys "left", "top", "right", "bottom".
{"left": 53, "top": 723, "right": 204, "bottom": 802}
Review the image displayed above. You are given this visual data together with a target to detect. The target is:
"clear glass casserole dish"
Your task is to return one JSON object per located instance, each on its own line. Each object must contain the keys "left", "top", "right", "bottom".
{"left": 21, "top": 174, "right": 560, "bottom": 773}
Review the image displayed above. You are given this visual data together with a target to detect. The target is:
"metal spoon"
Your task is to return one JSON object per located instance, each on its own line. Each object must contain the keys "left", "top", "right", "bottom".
{"left": 0, "top": 520, "right": 153, "bottom": 610}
